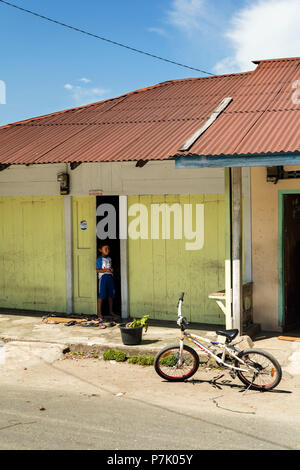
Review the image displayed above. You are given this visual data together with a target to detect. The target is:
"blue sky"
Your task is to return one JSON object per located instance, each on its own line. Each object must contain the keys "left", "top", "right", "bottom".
{"left": 1, "top": 0, "right": 300, "bottom": 125}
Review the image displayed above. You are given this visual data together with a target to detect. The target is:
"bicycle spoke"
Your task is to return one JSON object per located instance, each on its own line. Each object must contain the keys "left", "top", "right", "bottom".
{"left": 238, "top": 352, "right": 280, "bottom": 390}
{"left": 155, "top": 346, "right": 199, "bottom": 381}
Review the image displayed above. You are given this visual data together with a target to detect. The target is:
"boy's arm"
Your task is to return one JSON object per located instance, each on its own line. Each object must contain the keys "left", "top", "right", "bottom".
{"left": 96, "top": 257, "right": 104, "bottom": 273}
{"left": 96, "top": 257, "right": 113, "bottom": 273}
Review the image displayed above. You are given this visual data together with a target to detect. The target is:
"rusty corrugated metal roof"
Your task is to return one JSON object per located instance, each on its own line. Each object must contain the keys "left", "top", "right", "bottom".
{"left": 1, "top": 57, "right": 300, "bottom": 164}
{"left": 0, "top": 73, "right": 249, "bottom": 164}
{"left": 180, "top": 57, "right": 300, "bottom": 158}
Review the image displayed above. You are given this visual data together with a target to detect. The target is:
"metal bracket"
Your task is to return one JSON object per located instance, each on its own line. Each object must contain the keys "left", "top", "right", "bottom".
{"left": 0, "top": 164, "right": 10, "bottom": 172}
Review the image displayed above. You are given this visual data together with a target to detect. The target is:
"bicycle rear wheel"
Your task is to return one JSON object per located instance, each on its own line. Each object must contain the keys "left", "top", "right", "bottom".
{"left": 235, "top": 349, "right": 282, "bottom": 391}
{"left": 154, "top": 344, "right": 199, "bottom": 382}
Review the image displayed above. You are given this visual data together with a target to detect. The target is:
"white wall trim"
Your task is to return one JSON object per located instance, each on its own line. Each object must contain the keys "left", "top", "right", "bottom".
{"left": 243, "top": 167, "right": 253, "bottom": 282}
{"left": 119, "top": 195, "right": 129, "bottom": 319}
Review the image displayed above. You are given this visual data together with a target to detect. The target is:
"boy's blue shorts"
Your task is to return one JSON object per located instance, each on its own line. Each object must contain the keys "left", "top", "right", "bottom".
{"left": 98, "top": 274, "right": 115, "bottom": 299}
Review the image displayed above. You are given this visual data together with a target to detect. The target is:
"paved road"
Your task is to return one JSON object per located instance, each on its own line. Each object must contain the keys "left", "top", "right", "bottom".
{"left": 0, "top": 348, "right": 299, "bottom": 450}
{"left": 0, "top": 382, "right": 298, "bottom": 451}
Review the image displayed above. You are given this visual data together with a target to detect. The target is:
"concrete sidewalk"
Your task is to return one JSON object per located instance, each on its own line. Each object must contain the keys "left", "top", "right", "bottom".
{"left": 0, "top": 312, "right": 299, "bottom": 376}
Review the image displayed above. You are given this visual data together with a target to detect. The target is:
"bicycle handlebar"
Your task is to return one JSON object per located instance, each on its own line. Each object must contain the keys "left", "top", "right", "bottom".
{"left": 177, "top": 292, "right": 189, "bottom": 329}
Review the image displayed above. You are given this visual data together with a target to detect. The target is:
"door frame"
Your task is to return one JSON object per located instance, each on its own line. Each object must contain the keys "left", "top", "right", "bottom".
{"left": 278, "top": 190, "right": 300, "bottom": 329}
{"left": 119, "top": 195, "right": 129, "bottom": 319}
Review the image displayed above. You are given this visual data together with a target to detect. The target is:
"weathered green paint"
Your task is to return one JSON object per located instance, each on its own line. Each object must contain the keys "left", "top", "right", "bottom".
{"left": 128, "top": 194, "right": 225, "bottom": 324}
{"left": 72, "top": 196, "right": 97, "bottom": 315}
{"left": 278, "top": 190, "right": 300, "bottom": 328}
{"left": 0, "top": 196, "right": 66, "bottom": 312}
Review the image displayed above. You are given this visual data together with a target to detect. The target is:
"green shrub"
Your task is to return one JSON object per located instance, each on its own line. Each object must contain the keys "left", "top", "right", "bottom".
{"left": 102, "top": 349, "right": 126, "bottom": 362}
{"left": 128, "top": 354, "right": 154, "bottom": 366}
{"left": 114, "top": 350, "right": 127, "bottom": 362}
{"left": 128, "top": 355, "right": 139, "bottom": 364}
{"left": 160, "top": 354, "right": 178, "bottom": 367}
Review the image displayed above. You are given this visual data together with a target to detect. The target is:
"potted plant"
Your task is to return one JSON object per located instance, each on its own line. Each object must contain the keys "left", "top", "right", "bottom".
{"left": 119, "top": 315, "right": 149, "bottom": 345}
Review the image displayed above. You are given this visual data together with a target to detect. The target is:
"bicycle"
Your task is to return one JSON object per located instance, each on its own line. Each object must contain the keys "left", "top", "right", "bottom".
{"left": 154, "top": 293, "right": 282, "bottom": 391}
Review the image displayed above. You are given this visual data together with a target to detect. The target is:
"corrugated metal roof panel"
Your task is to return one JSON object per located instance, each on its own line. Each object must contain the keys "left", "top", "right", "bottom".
{"left": 185, "top": 58, "right": 300, "bottom": 158}
{"left": 0, "top": 72, "right": 249, "bottom": 164}
{"left": 1, "top": 58, "right": 300, "bottom": 165}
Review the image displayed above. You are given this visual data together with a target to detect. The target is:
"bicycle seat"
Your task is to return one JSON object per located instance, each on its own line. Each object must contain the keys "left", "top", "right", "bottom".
{"left": 216, "top": 329, "right": 239, "bottom": 343}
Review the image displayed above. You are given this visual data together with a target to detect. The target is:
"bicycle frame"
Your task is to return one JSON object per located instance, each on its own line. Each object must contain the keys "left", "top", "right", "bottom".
{"left": 155, "top": 294, "right": 281, "bottom": 390}
{"left": 176, "top": 293, "right": 253, "bottom": 373}
{"left": 179, "top": 330, "right": 250, "bottom": 373}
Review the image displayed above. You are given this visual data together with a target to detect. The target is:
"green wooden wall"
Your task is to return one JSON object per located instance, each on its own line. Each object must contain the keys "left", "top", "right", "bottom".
{"left": 128, "top": 194, "right": 225, "bottom": 324}
{"left": 0, "top": 196, "right": 66, "bottom": 312}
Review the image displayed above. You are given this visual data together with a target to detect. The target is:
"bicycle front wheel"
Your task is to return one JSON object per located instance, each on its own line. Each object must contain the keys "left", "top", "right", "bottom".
{"left": 154, "top": 344, "right": 199, "bottom": 382}
{"left": 235, "top": 349, "right": 282, "bottom": 391}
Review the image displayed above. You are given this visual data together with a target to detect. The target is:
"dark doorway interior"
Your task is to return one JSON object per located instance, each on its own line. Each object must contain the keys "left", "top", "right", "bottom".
{"left": 96, "top": 196, "right": 121, "bottom": 316}
{"left": 283, "top": 194, "right": 300, "bottom": 331}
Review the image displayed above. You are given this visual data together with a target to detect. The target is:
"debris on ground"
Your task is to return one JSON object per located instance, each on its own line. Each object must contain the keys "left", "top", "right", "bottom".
{"left": 42, "top": 313, "right": 121, "bottom": 327}
{"left": 209, "top": 395, "right": 256, "bottom": 415}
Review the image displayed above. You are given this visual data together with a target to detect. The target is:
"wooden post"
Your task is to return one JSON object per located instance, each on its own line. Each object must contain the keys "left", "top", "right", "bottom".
{"left": 231, "top": 167, "right": 243, "bottom": 333}
{"left": 224, "top": 168, "right": 233, "bottom": 329}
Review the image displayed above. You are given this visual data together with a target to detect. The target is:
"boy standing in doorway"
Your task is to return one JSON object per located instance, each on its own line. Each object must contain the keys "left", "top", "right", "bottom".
{"left": 96, "top": 243, "right": 117, "bottom": 328}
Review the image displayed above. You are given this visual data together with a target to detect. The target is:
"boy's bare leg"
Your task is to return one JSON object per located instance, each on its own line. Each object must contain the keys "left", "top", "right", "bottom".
{"left": 97, "top": 299, "right": 106, "bottom": 328}
{"left": 108, "top": 297, "right": 119, "bottom": 320}
{"left": 108, "top": 297, "right": 113, "bottom": 316}
{"left": 97, "top": 298, "right": 103, "bottom": 318}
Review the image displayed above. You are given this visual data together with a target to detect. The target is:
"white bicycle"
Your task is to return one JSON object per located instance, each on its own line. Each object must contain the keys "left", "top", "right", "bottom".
{"left": 154, "top": 293, "right": 282, "bottom": 391}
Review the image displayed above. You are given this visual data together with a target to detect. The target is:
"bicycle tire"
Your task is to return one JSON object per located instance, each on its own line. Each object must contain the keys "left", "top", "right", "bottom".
{"left": 154, "top": 344, "right": 199, "bottom": 382}
{"left": 235, "top": 348, "right": 282, "bottom": 391}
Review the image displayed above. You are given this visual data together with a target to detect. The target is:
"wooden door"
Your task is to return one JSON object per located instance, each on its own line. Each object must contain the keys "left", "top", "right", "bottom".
{"left": 283, "top": 194, "right": 300, "bottom": 330}
{"left": 0, "top": 196, "right": 66, "bottom": 312}
{"left": 128, "top": 194, "right": 225, "bottom": 324}
{"left": 72, "top": 196, "right": 97, "bottom": 315}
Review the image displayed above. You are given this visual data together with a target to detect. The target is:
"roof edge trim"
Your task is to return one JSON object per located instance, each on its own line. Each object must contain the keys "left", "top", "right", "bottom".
{"left": 252, "top": 56, "right": 300, "bottom": 65}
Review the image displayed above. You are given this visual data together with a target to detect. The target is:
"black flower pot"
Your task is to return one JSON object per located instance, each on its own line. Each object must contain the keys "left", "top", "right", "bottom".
{"left": 119, "top": 324, "right": 143, "bottom": 345}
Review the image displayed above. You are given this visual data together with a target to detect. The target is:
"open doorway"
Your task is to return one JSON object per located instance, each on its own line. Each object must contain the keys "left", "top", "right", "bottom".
{"left": 283, "top": 193, "right": 300, "bottom": 331}
{"left": 96, "top": 196, "right": 121, "bottom": 317}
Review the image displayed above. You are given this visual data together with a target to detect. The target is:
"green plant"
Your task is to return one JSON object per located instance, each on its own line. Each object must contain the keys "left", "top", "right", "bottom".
{"left": 127, "top": 355, "right": 139, "bottom": 364}
{"left": 160, "top": 354, "right": 179, "bottom": 367}
{"left": 128, "top": 354, "right": 154, "bottom": 366}
{"left": 126, "top": 315, "right": 150, "bottom": 332}
{"left": 102, "top": 349, "right": 127, "bottom": 362}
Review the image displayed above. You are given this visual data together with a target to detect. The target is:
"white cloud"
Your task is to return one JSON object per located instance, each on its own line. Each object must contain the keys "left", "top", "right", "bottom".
{"left": 147, "top": 27, "right": 169, "bottom": 37}
{"left": 64, "top": 82, "right": 109, "bottom": 105}
{"left": 215, "top": 0, "right": 300, "bottom": 74}
{"left": 166, "top": 0, "right": 207, "bottom": 33}
{"left": 79, "top": 77, "right": 91, "bottom": 83}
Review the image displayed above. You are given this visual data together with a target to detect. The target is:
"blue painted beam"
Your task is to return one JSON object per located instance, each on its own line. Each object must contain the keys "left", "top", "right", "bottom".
{"left": 175, "top": 153, "right": 300, "bottom": 169}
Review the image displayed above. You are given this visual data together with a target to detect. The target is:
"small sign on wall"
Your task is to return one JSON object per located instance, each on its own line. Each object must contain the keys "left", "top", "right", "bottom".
{"left": 80, "top": 220, "right": 88, "bottom": 231}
